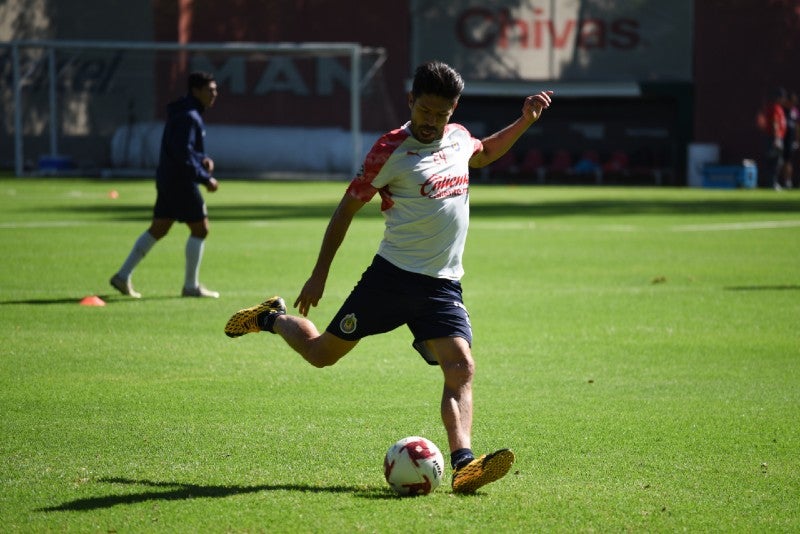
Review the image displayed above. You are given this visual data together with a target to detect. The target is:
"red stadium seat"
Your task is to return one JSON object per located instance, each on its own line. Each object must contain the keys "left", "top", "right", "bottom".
{"left": 602, "top": 149, "right": 629, "bottom": 173}
{"left": 520, "top": 148, "right": 545, "bottom": 182}
{"left": 551, "top": 149, "right": 572, "bottom": 172}
{"left": 490, "top": 151, "right": 518, "bottom": 178}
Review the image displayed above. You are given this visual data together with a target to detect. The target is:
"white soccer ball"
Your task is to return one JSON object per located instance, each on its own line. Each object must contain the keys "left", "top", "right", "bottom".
{"left": 383, "top": 436, "right": 445, "bottom": 496}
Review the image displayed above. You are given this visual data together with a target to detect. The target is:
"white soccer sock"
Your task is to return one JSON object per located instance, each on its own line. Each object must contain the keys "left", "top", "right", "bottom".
{"left": 184, "top": 236, "right": 205, "bottom": 289}
{"left": 117, "top": 231, "right": 157, "bottom": 279}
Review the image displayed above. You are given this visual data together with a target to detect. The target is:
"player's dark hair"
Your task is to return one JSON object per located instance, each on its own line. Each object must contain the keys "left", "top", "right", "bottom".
{"left": 411, "top": 61, "right": 464, "bottom": 101}
{"left": 188, "top": 71, "right": 215, "bottom": 93}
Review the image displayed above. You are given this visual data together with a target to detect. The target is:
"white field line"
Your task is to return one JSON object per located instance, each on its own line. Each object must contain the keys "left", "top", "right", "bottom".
{"left": 471, "top": 221, "right": 537, "bottom": 230}
{"left": 0, "top": 221, "right": 89, "bottom": 229}
{"left": 671, "top": 220, "right": 800, "bottom": 232}
{"left": 2, "top": 219, "right": 799, "bottom": 232}
{"left": 471, "top": 221, "right": 639, "bottom": 232}
{"left": 473, "top": 220, "right": 800, "bottom": 233}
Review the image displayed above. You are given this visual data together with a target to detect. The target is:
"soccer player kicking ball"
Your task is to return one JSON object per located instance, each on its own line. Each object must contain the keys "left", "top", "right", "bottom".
{"left": 226, "top": 61, "right": 552, "bottom": 494}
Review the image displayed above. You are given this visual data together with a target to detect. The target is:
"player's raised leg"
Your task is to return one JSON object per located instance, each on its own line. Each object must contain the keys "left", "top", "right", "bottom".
{"left": 224, "top": 296, "right": 287, "bottom": 337}
{"left": 224, "top": 296, "right": 357, "bottom": 368}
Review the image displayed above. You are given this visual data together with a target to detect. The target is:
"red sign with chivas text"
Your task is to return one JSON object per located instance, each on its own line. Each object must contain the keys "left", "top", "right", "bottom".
{"left": 411, "top": 0, "right": 692, "bottom": 82}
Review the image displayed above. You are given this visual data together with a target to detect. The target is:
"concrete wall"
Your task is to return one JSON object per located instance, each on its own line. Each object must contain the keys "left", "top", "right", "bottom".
{"left": 0, "top": 0, "right": 155, "bottom": 170}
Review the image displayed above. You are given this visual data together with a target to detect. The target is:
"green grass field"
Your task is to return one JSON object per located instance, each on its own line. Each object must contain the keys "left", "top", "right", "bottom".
{"left": 1, "top": 177, "right": 798, "bottom": 532}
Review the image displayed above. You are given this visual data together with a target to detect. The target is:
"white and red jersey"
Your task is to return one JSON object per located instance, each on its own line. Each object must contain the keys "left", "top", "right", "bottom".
{"left": 346, "top": 121, "right": 483, "bottom": 280}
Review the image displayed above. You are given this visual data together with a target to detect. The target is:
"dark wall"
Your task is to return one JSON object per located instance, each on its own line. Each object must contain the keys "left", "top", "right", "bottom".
{"left": 151, "top": 0, "right": 411, "bottom": 132}
{"left": 693, "top": 0, "right": 800, "bottom": 169}
{"left": 5, "top": 0, "right": 800, "bottom": 182}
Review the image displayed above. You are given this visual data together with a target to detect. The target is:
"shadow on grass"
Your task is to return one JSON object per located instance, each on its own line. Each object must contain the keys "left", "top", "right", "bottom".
{"left": 0, "top": 295, "right": 182, "bottom": 306}
{"left": 7, "top": 284, "right": 798, "bottom": 307}
{"left": 59, "top": 202, "right": 347, "bottom": 222}
{"left": 53, "top": 195, "right": 800, "bottom": 223}
{"left": 37, "top": 477, "right": 398, "bottom": 511}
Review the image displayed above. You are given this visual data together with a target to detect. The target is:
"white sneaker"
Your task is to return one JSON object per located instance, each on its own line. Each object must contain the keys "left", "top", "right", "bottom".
{"left": 182, "top": 285, "right": 219, "bottom": 298}
{"left": 109, "top": 274, "right": 141, "bottom": 298}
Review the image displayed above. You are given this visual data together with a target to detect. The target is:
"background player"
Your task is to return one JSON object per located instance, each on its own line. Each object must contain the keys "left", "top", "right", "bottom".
{"left": 110, "top": 71, "right": 220, "bottom": 299}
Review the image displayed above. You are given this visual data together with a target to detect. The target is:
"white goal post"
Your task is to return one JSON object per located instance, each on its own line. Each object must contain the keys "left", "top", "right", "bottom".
{"left": 2, "top": 40, "right": 387, "bottom": 178}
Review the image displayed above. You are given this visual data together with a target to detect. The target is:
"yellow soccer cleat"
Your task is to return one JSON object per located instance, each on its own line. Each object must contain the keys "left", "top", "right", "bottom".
{"left": 452, "top": 449, "right": 515, "bottom": 494}
{"left": 224, "top": 296, "right": 286, "bottom": 338}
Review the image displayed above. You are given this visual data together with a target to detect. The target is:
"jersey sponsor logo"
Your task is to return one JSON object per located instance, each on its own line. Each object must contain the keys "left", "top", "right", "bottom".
{"left": 339, "top": 313, "right": 358, "bottom": 334}
{"left": 419, "top": 173, "right": 469, "bottom": 199}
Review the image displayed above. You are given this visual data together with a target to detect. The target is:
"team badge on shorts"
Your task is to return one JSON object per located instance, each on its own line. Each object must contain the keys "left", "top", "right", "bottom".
{"left": 339, "top": 313, "right": 358, "bottom": 334}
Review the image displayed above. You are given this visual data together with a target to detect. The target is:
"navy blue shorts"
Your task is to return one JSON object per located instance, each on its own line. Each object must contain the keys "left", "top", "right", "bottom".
{"left": 153, "top": 183, "right": 207, "bottom": 223}
{"left": 326, "top": 255, "right": 472, "bottom": 365}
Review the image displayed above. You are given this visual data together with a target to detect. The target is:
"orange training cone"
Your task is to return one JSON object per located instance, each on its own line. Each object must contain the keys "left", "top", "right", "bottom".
{"left": 80, "top": 295, "right": 106, "bottom": 306}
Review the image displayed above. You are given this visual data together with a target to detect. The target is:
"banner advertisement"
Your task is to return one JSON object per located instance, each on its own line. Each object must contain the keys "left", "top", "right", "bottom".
{"left": 411, "top": 0, "right": 692, "bottom": 82}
